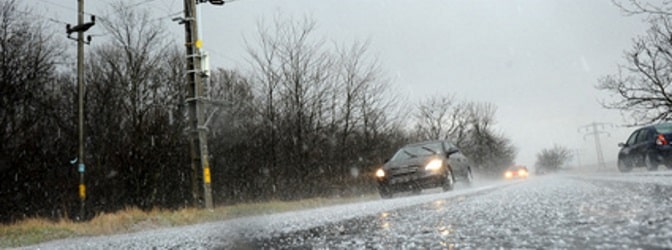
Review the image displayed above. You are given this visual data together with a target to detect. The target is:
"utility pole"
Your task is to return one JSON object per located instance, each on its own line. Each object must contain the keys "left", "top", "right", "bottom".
{"left": 179, "top": 0, "right": 220, "bottom": 210}
{"left": 66, "top": 0, "right": 95, "bottom": 220}
{"left": 578, "top": 122, "right": 612, "bottom": 169}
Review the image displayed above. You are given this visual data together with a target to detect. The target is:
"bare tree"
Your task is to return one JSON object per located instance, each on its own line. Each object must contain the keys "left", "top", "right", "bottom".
{"left": 205, "top": 69, "right": 259, "bottom": 201}
{"left": 413, "top": 96, "right": 468, "bottom": 142}
{"left": 413, "top": 98, "right": 516, "bottom": 173}
{"left": 460, "top": 102, "right": 516, "bottom": 172}
{"left": 333, "top": 41, "right": 380, "bottom": 144}
{"left": 535, "top": 145, "right": 572, "bottom": 171}
{"left": 598, "top": 15, "right": 672, "bottom": 125}
{"left": 413, "top": 98, "right": 495, "bottom": 147}
{"left": 85, "top": 3, "right": 190, "bottom": 211}
{"left": 612, "top": 0, "right": 672, "bottom": 16}
{"left": 0, "top": 0, "right": 76, "bottom": 222}
{"left": 246, "top": 16, "right": 338, "bottom": 197}
{"left": 245, "top": 15, "right": 401, "bottom": 199}
{"left": 245, "top": 16, "right": 287, "bottom": 195}
{"left": 0, "top": 0, "right": 64, "bottom": 153}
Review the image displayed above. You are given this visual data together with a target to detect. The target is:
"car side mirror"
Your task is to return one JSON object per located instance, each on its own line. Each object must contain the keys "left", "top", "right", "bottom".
{"left": 618, "top": 142, "right": 625, "bottom": 147}
{"left": 446, "top": 149, "right": 459, "bottom": 156}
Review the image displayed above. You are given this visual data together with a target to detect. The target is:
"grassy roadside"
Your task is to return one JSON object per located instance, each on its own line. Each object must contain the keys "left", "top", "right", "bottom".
{"left": 0, "top": 194, "right": 378, "bottom": 248}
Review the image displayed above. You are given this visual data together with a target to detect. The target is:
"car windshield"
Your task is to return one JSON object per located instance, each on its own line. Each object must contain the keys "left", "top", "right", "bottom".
{"left": 390, "top": 142, "right": 443, "bottom": 161}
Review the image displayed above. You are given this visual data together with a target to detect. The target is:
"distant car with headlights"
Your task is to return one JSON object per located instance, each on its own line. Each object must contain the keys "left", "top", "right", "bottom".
{"left": 375, "top": 140, "right": 473, "bottom": 198}
{"left": 504, "top": 165, "right": 528, "bottom": 179}
{"left": 618, "top": 123, "right": 672, "bottom": 172}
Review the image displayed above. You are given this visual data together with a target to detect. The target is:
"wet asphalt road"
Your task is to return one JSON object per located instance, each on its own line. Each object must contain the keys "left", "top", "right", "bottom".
{"left": 23, "top": 171, "right": 672, "bottom": 249}
{"left": 249, "top": 172, "right": 672, "bottom": 249}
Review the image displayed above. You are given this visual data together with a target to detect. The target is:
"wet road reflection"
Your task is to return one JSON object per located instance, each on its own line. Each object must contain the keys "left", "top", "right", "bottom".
{"left": 248, "top": 176, "right": 672, "bottom": 249}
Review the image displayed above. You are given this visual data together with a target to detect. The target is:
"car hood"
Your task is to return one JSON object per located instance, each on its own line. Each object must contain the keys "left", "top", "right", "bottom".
{"left": 384, "top": 155, "right": 437, "bottom": 170}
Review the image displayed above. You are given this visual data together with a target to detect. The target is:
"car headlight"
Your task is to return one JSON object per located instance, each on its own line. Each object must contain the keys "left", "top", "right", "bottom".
{"left": 375, "top": 168, "right": 385, "bottom": 178}
{"left": 425, "top": 159, "right": 443, "bottom": 171}
{"left": 505, "top": 171, "right": 513, "bottom": 178}
{"left": 518, "top": 169, "right": 527, "bottom": 176}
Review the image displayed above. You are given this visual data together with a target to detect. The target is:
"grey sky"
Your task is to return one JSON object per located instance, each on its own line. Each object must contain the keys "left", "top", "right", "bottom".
{"left": 29, "top": 0, "right": 654, "bottom": 167}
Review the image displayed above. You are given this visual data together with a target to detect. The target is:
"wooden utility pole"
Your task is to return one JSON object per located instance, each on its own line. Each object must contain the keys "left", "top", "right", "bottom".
{"left": 181, "top": 0, "right": 213, "bottom": 209}
{"left": 66, "top": 0, "right": 95, "bottom": 220}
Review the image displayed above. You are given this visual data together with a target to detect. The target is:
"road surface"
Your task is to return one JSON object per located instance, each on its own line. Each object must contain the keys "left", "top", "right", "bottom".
{"left": 23, "top": 170, "right": 672, "bottom": 249}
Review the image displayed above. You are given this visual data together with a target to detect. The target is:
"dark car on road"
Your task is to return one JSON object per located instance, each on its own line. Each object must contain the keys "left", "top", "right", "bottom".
{"left": 375, "top": 140, "right": 473, "bottom": 198}
{"left": 618, "top": 123, "right": 672, "bottom": 172}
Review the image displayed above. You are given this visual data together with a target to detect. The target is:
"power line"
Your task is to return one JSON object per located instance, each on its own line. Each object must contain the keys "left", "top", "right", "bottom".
{"left": 202, "top": 46, "right": 244, "bottom": 66}
{"left": 34, "top": 0, "right": 165, "bottom": 24}
{"left": 15, "top": 10, "right": 69, "bottom": 25}
{"left": 163, "top": 0, "right": 180, "bottom": 17}
{"left": 34, "top": 0, "right": 96, "bottom": 16}
{"left": 94, "top": 0, "right": 162, "bottom": 22}
{"left": 151, "top": 10, "right": 184, "bottom": 22}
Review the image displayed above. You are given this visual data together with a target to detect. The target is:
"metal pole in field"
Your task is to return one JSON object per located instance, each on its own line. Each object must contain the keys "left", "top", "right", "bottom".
{"left": 182, "top": 0, "right": 213, "bottom": 209}
{"left": 579, "top": 122, "right": 611, "bottom": 169}
{"left": 592, "top": 123, "right": 606, "bottom": 168}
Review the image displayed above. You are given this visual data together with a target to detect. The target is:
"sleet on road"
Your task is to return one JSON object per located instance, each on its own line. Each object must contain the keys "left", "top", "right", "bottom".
{"left": 22, "top": 171, "right": 672, "bottom": 250}
{"left": 250, "top": 173, "right": 672, "bottom": 249}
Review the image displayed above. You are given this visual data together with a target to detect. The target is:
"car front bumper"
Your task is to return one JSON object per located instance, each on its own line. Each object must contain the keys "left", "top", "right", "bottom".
{"left": 377, "top": 171, "right": 446, "bottom": 192}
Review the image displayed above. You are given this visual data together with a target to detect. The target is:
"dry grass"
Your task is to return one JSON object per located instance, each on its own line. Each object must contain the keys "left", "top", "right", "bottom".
{"left": 0, "top": 194, "right": 377, "bottom": 248}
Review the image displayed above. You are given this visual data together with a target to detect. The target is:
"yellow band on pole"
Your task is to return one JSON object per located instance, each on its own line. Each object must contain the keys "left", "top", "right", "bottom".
{"left": 79, "top": 184, "right": 86, "bottom": 199}
{"left": 203, "top": 167, "right": 211, "bottom": 184}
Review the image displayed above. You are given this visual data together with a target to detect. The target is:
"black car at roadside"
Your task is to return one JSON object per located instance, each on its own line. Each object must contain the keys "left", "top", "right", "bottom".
{"left": 375, "top": 140, "right": 473, "bottom": 198}
{"left": 618, "top": 123, "right": 672, "bottom": 172}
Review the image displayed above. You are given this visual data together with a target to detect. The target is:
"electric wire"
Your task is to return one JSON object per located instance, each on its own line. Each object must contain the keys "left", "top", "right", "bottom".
{"left": 34, "top": 0, "right": 96, "bottom": 16}
{"left": 15, "top": 9, "right": 68, "bottom": 25}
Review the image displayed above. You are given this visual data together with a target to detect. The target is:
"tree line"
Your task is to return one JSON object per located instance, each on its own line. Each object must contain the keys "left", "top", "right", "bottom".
{"left": 0, "top": 1, "right": 516, "bottom": 223}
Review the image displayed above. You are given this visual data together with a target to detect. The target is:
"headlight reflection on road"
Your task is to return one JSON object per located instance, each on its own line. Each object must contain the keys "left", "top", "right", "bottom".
{"left": 439, "top": 226, "right": 451, "bottom": 236}
{"left": 439, "top": 225, "right": 456, "bottom": 250}
{"left": 440, "top": 242, "right": 456, "bottom": 249}
{"left": 432, "top": 199, "right": 447, "bottom": 211}
{"left": 381, "top": 221, "right": 391, "bottom": 229}
{"left": 379, "top": 212, "right": 391, "bottom": 229}
{"left": 439, "top": 224, "right": 457, "bottom": 250}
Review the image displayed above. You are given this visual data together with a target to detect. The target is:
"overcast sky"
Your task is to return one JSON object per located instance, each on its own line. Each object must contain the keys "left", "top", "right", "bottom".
{"left": 30, "top": 0, "right": 656, "bottom": 168}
